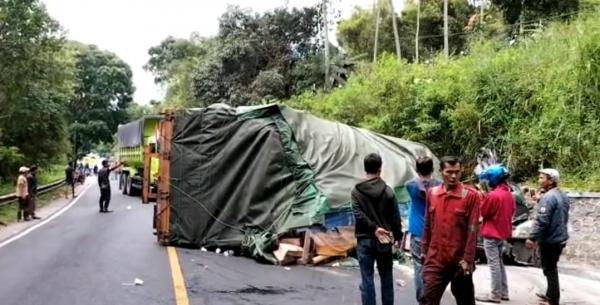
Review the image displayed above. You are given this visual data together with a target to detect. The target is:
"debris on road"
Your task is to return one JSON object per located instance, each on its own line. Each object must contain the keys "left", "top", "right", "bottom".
{"left": 273, "top": 243, "right": 304, "bottom": 265}
{"left": 396, "top": 279, "right": 406, "bottom": 287}
{"left": 121, "top": 278, "right": 144, "bottom": 286}
{"left": 331, "top": 257, "right": 359, "bottom": 268}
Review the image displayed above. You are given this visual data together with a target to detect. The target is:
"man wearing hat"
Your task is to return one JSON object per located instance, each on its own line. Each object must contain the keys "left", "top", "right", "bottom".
{"left": 476, "top": 165, "right": 516, "bottom": 303}
{"left": 526, "top": 169, "right": 570, "bottom": 305}
{"left": 16, "top": 167, "right": 30, "bottom": 221}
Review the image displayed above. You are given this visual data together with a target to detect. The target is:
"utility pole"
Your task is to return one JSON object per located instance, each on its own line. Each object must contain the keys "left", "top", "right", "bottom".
{"left": 415, "top": 0, "right": 420, "bottom": 63}
{"left": 389, "top": 0, "right": 401, "bottom": 62}
{"left": 443, "top": 0, "right": 449, "bottom": 59}
{"left": 373, "top": 0, "right": 381, "bottom": 63}
{"left": 519, "top": 0, "right": 525, "bottom": 35}
{"left": 322, "top": 0, "right": 330, "bottom": 88}
{"left": 322, "top": 0, "right": 330, "bottom": 89}
{"left": 480, "top": 0, "right": 485, "bottom": 23}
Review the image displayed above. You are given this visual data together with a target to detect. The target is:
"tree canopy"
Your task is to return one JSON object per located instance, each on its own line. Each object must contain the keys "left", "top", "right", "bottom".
{"left": 67, "top": 43, "right": 135, "bottom": 158}
{"left": 337, "top": 0, "right": 473, "bottom": 61}
{"left": 146, "top": 5, "right": 332, "bottom": 108}
{"left": 0, "top": 0, "right": 135, "bottom": 180}
{"left": 0, "top": 0, "right": 75, "bottom": 178}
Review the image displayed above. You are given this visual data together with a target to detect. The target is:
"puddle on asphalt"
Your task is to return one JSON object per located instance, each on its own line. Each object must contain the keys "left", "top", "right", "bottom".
{"left": 213, "top": 285, "right": 297, "bottom": 295}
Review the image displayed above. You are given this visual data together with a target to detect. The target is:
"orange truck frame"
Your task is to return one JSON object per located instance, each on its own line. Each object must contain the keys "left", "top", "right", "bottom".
{"left": 143, "top": 110, "right": 174, "bottom": 245}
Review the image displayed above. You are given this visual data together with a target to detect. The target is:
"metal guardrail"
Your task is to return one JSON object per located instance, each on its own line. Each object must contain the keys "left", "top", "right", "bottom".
{"left": 0, "top": 179, "right": 66, "bottom": 207}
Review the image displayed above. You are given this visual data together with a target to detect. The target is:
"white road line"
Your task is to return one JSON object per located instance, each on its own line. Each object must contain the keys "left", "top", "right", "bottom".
{"left": 0, "top": 182, "right": 93, "bottom": 249}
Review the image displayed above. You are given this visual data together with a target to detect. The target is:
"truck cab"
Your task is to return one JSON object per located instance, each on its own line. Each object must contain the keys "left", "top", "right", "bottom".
{"left": 116, "top": 116, "right": 160, "bottom": 198}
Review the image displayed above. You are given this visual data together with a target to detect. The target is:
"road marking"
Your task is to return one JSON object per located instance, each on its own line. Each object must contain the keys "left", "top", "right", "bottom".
{"left": 0, "top": 182, "right": 93, "bottom": 249}
{"left": 168, "top": 247, "right": 190, "bottom": 305}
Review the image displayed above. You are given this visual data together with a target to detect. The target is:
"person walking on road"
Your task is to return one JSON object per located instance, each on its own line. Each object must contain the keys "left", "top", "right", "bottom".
{"left": 26, "top": 166, "right": 41, "bottom": 220}
{"left": 65, "top": 162, "right": 75, "bottom": 199}
{"left": 16, "top": 167, "right": 30, "bottom": 221}
{"left": 476, "top": 165, "right": 516, "bottom": 303}
{"left": 422, "top": 156, "right": 481, "bottom": 305}
{"left": 406, "top": 156, "right": 441, "bottom": 305}
{"left": 526, "top": 169, "right": 570, "bottom": 305}
{"left": 98, "top": 160, "right": 122, "bottom": 213}
{"left": 352, "top": 153, "right": 403, "bottom": 305}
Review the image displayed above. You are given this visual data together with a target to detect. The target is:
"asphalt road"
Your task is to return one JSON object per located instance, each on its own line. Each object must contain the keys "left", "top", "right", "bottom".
{"left": 0, "top": 180, "right": 442, "bottom": 305}
{"left": 0, "top": 182, "right": 174, "bottom": 305}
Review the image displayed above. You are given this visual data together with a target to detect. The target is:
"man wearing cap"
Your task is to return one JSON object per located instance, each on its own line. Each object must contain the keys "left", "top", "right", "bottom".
{"left": 476, "top": 165, "right": 516, "bottom": 303}
{"left": 526, "top": 169, "right": 570, "bottom": 305}
{"left": 16, "top": 167, "right": 30, "bottom": 221}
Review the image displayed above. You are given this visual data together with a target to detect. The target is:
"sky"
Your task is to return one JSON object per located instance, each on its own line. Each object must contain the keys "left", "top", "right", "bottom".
{"left": 42, "top": 0, "right": 402, "bottom": 104}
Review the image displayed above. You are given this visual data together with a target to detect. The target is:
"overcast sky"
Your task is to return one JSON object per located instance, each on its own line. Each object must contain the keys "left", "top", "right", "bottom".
{"left": 42, "top": 0, "right": 403, "bottom": 104}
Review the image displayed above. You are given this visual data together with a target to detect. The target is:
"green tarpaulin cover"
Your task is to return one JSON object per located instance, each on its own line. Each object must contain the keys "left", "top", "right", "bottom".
{"left": 168, "top": 104, "right": 435, "bottom": 259}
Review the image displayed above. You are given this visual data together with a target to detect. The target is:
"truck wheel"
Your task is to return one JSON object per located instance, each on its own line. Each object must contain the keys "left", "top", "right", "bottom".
{"left": 127, "top": 178, "right": 137, "bottom": 197}
{"left": 122, "top": 175, "right": 129, "bottom": 195}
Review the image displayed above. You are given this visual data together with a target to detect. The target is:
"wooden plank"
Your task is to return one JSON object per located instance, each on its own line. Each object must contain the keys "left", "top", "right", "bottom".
{"left": 299, "top": 231, "right": 312, "bottom": 265}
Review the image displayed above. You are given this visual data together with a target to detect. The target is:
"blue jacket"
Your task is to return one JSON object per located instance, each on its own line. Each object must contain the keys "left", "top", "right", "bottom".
{"left": 530, "top": 188, "right": 570, "bottom": 244}
{"left": 406, "top": 177, "right": 442, "bottom": 238}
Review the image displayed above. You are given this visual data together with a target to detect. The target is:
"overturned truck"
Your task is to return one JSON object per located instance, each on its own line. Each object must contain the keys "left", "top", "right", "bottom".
{"left": 149, "top": 104, "right": 435, "bottom": 263}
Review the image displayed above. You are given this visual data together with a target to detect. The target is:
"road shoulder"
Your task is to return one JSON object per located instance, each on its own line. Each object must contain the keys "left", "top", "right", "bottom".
{"left": 0, "top": 181, "right": 90, "bottom": 244}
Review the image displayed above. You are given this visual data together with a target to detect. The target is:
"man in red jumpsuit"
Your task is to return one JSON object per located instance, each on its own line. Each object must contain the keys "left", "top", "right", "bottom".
{"left": 421, "top": 156, "right": 481, "bottom": 305}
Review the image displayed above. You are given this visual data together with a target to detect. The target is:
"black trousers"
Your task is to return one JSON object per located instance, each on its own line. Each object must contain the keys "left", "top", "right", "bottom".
{"left": 17, "top": 197, "right": 30, "bottom": 220}
{"left": 99, "top": 189, "right": 111, "bottom": 211}
{"left": 540, "top": 243, "right": 565, "bottom": 305}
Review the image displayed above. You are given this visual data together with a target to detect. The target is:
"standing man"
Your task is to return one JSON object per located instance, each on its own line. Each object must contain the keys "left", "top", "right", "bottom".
{"left": 422, "top": 156, "right": 481, "bottom": 305}
{"left": 65, "top": 162, "right": 75, "bottom": 199}
{"left": 526, "top": 169, "right": 570, "bottom": 305}
{"left": 476, "top": 165, "right": 516, "bottom": 303}
{"left": 26, "top": 166, "right": 41, "bottom": 220}
{"left": 98, "top": 160, "right": 122, "bottom": 213}
{"left": 16, "top": 167, "right": 30, "bottom": 221}
{"left": 406, "top": 156, "right": 442, "bottom": 304}
{"left": 352, "top": 153, "right": 403, "bottom": 305}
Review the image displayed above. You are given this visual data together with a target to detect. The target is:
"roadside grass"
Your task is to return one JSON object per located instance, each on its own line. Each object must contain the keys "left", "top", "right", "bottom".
{"left": 0, "top": 164, "right": 65, "bottom": 197}
{"left": 0, "top": 187, "right": 65, "bottom": 225}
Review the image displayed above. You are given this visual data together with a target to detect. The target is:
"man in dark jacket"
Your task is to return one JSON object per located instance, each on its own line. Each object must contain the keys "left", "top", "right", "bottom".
{"left": 65, "top": 162, "right": 75, "bottom": 199}
{"left": 527, "top": 169, "right": 570, "bottom": 305}
{"left": 27, "top": 166, "right": 41, "bottom": 220}
{"left": 351, "top": 153, "right": 402, "bottom": 305}
{"left": 98, "top": 160, "right": 122, "bottom": 213}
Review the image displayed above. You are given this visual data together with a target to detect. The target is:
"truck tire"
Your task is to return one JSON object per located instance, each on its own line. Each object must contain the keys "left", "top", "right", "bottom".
{"left": 118, "top": 173, "right": 124, "bottom": 190}
{"left": 127, "top": 178, "right": 138, "bottom": 197}
{"left": 122, "top": 174, "right": 129, "bottom": 195}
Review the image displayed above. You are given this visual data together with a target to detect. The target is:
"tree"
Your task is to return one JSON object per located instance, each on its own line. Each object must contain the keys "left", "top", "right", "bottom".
{"left": 147, "top": 5, "right": 329, "bottom": 108}
{"left": 144, "top": 35, "right": 216, "bottom": 107}
{"left": 0, "top": 0, "right": 75, "bottom": 178}
{"left": 67, "top": 43, "right": 134, "bottom": 157}
{"left": 490, "top": 0, "right": 579, "bottom": 25}
{"left": 338, "top": 0, "right": 473, "bottom": 62}
{"left": 127, "top": 103, "right": 158, "bottom": 121}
